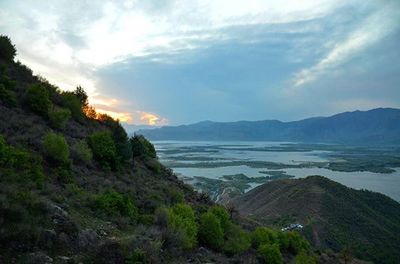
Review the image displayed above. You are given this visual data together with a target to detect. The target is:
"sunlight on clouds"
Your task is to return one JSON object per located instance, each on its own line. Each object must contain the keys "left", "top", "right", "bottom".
{"left": 95, "top": 109, "right": 133, "bottom": 123}
{"left": 139, "top": 112, "right": 168, "bottom": 126}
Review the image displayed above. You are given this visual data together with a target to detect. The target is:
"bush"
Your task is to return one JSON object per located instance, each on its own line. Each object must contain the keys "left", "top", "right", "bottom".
{"left": 26, "top": 83, "right": 52, "bottom": 116}
{"left": 48, "top": 106, "right": 71, "bottom": 129}
{"left": 61, "top": 92, "right": 84, "bottom": 122}
{"left": 209, "top": 205, "right": 230, "bottom": 232}
{"left": 43, "top": 132, "right": 70, "bottom": 164}
{"left": 88, "top": 131, "right": 117, "bottom": 169}
{"left": 166, "top": 204, "right": 198, "bottom": 250}
{"left": 0, "top": 135, "right": 45, "bottom": 187}
{"left": 98, "top": 114, "right": 132, "bottom": 161}
{"left": 0, "top": 35, "right": 16, "bottom": 61}
{"left": 285, "top": 231, "right": 310, "bottom": 254}
{"left": 130, "top": 134, "right": 156, "bottom": 159}
{"left": 0, "top": 83, "right": 16, "bottom": 107}
{"left": 258, "top": 243, "right": 283, "bottom": 264}
{"left": 72, "top": 139, "right": 93, "bottom": 164}
{"left": 198, "top": 212, "right": 224, "bottom": 250}
{"left": 295, "top": 251, "right": 317, "bottom": 264}
{"left": 252, "top": 227, "right": 278, "bottom": 248}
{"left": 223, "top": 224, "right": 251, "bottom": 255}
{"left": 94, "top": 190, "right": 138, "bottom": 220}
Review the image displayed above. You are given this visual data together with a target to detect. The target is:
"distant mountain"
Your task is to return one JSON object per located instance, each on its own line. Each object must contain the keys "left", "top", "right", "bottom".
{"left": 138, "top": 108, "right": 400, "bottom": 144}
{"left": 232, "top": 176, "right": 400, "bottom": 264}
{"left": 122, "top": 123, "right": 159, "bottom": 136}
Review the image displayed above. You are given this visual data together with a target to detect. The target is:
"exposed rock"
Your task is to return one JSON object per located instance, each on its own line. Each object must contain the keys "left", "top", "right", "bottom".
{"left": 78, "top": 229, "right": 100, "bottom": 251}
{"left": 27, "top": 252, "right": 53, "bottom": 264}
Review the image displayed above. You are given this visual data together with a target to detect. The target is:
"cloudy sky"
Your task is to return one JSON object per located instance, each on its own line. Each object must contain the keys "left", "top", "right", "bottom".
{"left": 1, "top": 0, "right": 399, "bottom": 125}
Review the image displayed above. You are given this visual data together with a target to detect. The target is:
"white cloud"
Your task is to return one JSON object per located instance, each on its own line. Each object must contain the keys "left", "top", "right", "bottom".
{"left": 291, "top": 2, "right": 400, "bottom": 88}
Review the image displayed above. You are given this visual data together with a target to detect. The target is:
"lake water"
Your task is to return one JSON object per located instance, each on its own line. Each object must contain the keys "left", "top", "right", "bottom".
{"left": 154, "top": 141, "right": 400, "bottom": 202}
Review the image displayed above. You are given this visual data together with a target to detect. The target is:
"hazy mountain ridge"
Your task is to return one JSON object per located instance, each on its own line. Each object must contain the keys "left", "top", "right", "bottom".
{"left": 232, "top": 176, "right": 400, "bottom": 264}
{"left": 138, "top": 108, "right": 400, "bottom": 144}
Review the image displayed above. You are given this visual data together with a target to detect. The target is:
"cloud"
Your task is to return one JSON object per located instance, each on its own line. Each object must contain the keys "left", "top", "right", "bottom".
{"left": 139, "top": 112, "right": 168, "bottom": 126}
{"left": 291, "top": 2, "right": 400, "bottom": 89}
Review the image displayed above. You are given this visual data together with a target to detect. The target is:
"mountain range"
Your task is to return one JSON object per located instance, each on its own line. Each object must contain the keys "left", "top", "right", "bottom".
{"left": 138, "top": 108, "right": 400, "bottom": 144}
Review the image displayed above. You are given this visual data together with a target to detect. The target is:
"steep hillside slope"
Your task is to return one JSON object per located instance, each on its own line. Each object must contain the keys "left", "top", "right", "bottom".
{"left": 232, "top": 176, "right": 400, "bottom": 264}
{"left": 0, "top": 36, "right": 331, "bottom": 264}
{"left": 138, "top": 108, "right": 400, "bottom": 144}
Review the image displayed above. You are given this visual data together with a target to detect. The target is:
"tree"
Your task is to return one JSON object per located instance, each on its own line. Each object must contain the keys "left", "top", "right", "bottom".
{"left": 72, "top": 140, "right": 93, "bottom": 164}
{"left": 258, "top": 243, "right": 283, "bottom": 264}
{"left": 223, "top": 224, "right": 251, "bottom": 255}
{"left": 130, "top": 134, "right": 156, "bottom": 159}
{"left": 198, "top": 212, "right": 224, "bottom": 250}
{"left": 209, "top": 205, "right": 230, "bottom": 232}
{"left": 0, "top": 35, "right": 16, "bottom": 62}
{"left": 167, "top": 204, "right": 198, "bottom": 250}
{"left": 61, "top": 92, "right": 84, "bottom": 122}
{"left": 73, "top": 86, "right": 88, "bottom": 107}
{"left": 26, "top": 84, "right": 52, "bottom": 116}
{"left": 98, "top": 114, "right": 132, "bottom": 161}
{"left": 43, "top": 132, "right": 70, "bottom": 164}
{"left": 251, "top": 227, "right": 278, "bottom": 248}
{"left": 48, "top": 106, "right": 71, "bottom": 129}
{"left": 88, "top": 131, "right": 117, "bottom": 169}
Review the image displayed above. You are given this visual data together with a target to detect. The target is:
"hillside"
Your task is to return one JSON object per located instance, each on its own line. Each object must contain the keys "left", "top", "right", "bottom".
{"left": 0, "top": 35, "right": 338, "bottom": 263}
{"left": 232, "top": 176, "right": 400, "bottom": 264}
{"left": 138, "top": 108, "right": 400, "bottom": 144}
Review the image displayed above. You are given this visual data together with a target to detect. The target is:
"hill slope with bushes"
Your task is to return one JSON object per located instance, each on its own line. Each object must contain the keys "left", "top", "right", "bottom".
{"left": 0, "top": 35, "right": 333, "bottom": 264}
{"left": 232, "top": 176, "right": 400, "bottom": 264}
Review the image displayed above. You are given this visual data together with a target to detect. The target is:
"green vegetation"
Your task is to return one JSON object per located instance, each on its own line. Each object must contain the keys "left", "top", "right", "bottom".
{"left": 43, "top": 132, "right": 70, "bottom": 164}
{"left": 93, "top": 190, "right": 138, "bottom": 220}
{"left": 72, "top": 139, "right": 93, "bottom": 163}
{"left": 130, "top": 134, "right": 156, "bottom": 159}
{"left": 1, "top": 36, "right": 386, "bottom": 263}
{"left": 48, "top": 106, "right": 71, "bottom": 129}
{"left": 88, "top": 131, "right": 117, "bottom": 169}
{"left": 97, "top": 113, "right": 132, "bottom": 161}
{"left": 25, "top": 83, "right": 52, "bottom": 116}
{"left": 61, "top": 90, "right": 85, "bottom": 122}
{"left": 258, "top": 243, "right": 283, "bottom": 264}
{"left": 252, "top": 227, "right": 278, "bottom": 248}
{"left": 0, "top": 35, "right": 16, "bottom": 61}
{"left": 0, "top": 68, "right": 17, "bottom": 107}
{"left": 198, "top": 212, "right": 224, "bottom": 250}
{"left": 223, "top": 224, "right": 251, "bottom": 255}
{"left": 295, "top": 251, "right": 318, "bottom": 264}
{"left": 166, "top": 204, "right": 198, "bottom": 250}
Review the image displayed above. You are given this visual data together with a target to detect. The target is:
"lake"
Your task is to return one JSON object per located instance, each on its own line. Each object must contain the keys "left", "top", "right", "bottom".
{"left": 153, "top": 141, "right": 400, "bottom": 202}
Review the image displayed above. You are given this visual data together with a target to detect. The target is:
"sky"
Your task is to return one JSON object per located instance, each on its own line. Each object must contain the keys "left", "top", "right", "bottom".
{"left": 1, "top": 0, "right": 399, "bottom": 126}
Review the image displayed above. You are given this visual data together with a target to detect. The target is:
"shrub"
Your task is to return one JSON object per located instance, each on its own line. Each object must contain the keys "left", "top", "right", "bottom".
{"left": 26, "top": 83, "right": 52, "bottom": 116}
{"left": 48, "top": 106, "right": 71, "bottom": 129}
{"left": 0, "top": 35, "right": 16, "bottom": 61}
{"left": 97, "top": 113, "right": 132, "bottom": 161}
{"left": 61, "top": 92, "right": 84, "bottom": 122}
{"left": 223, "top": 224, "right": 251, "bottom": 255}
{"left": 43, "top": 132, "right": 70, "bottom": 164}
{"left": 88, "top": 131, "right": 117, "bottom": 169}
{"left": 295, "top": 251, "right": 318, "bottom": 264}
{"left": 169, "top": 204, "right": 198, "bottom": 249}
{"left": 209, "top": 205, "right": 230, "bottom": 232}
{"left": 285, "top": 231, "right": 310, "bottom": 254}
{"left": 198, "top": 212, "right": 224, "bottom": 250}
{"left": 72, "top": 139, "right": 93, "bottom": 164}
{"left": 130, "top": 134, "right": 156, "bottom": 159}
{"left": 94, "top": 190, "right": 138, "bottom": 220}
{"left": 258, "top": 243, "right": 283, "bottom": 264}
{"left": 0, "top": 83, "right": 16, "bottom": 107}
{"left": 252, "top": 227, "right": 278, "bottom": 248}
